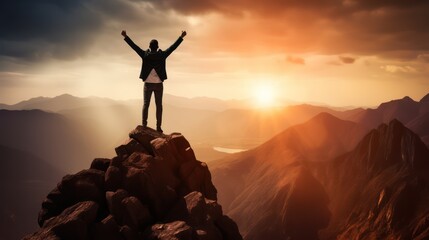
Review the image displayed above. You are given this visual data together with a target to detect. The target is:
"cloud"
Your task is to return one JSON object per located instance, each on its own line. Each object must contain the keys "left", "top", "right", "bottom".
{"left": 418, "top": 54, "right": 429, "bottom": 62}
{"left": 381, "top": 65, "right": 417, "bottom": 73}
{"left": 143, "top": 0, "right": 429, "bottom": 58}
{"left": 339, "top": 56, "right": 356, "bottom": 64}
{"left": 287, "top": 56, "right": 305, "bottom": 65}
{"left": 0, "top": 0, "right": 147, "bottom": 61}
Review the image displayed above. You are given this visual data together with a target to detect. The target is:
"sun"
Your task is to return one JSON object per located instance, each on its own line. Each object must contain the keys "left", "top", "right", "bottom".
{"left": 254, "top": 84, "right": 276, "bottom": 108}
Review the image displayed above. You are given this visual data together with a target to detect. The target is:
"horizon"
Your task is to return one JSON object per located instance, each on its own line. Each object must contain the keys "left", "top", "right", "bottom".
{"left": 2, "top": 91, "right": 428, "bottom": 110}
{"left": 1, "top": 1, "right": 429, "bottom": 107}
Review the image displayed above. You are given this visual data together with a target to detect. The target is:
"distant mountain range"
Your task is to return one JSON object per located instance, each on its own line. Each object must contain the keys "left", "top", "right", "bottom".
{"left": 1, "top": 93, "right": 428, "bottom": 169}
{"left": 0, "top": 93, "right": 256, "bottom": 112}
{"left": 210, "top": 112, "right": 429, "bottom": 239}
{"left": 344, "top": 94, "right": 429, "bottom": 146}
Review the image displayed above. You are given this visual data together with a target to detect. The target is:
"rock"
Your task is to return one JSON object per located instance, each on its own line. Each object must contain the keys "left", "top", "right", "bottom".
{"left": 179, "top": 160, "right": 217, "bottom": 200}
{"left": 106, "top": 189, "right": 129, "bottom": 224}
{"left": 129, "top": 125, "right": 164, "bottom": 156}
{"left": 26, "top": 126, "right": 242, "bottom": 240}
{"left": 151, "top": 137, "right": 182, "bottom": 168}
{"left": 144, "top": 221, "right": 194, "bottom": 240}
{"left": 90, "top": 215, "right": 122, "bottom": 240}
{"left": 90, "top": 158, "right": 111, "bottom": 172}
{"left": 121, "top": 196, "right": 152, "bottom": 229}
{"left": 120, "top": 152, "right": 180, "bottom": 219}
{"left": 105, "top": 166, "right": 122, "bottom": 191}
{"left": 215, "top": 216, "right": 243, "bottom": 240}
{"left": 24, "top": 201, "right": 98, "bottom": 240}
{"left": 38, "top": 169, "right": 105, "bottom": 226}
{"left": 413, "top": 213, "right": 429, "bottom": 240}
{"left": 120, "top": 225, "right": 139, "bottom": 240}
{"left": 115, "top": 139, "right": 147, "bottom": 157}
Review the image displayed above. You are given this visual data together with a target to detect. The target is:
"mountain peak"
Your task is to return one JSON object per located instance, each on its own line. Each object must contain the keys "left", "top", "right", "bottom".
{"left": 25, "top": 126, "right": 242, "bottom": 240}
{"left": 352, "top": 119, "right": 429, "bottom": 172}
{"left": 55, "top": 93, "right": 77, "bottom": 99}
{"left": 311, "top": 112, "right": 344, "bottom": 123}
{"left": 402, "top": 96, "right": 414, "bottom": 101}
{"left": 420, "top": 93, "right": 429, "bottom": 103}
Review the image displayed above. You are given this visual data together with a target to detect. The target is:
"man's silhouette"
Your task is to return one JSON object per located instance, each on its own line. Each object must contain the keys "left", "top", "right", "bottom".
{"left": 121, "top": 30, "right": 187, "bottom": 133}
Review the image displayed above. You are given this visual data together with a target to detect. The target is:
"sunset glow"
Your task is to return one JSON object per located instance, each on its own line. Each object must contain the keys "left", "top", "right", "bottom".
{"left": 0, "top": 1, "right": 428, "bottom": 106}
{"left": 254, "top": 84, "right": 276, "bottom": 108}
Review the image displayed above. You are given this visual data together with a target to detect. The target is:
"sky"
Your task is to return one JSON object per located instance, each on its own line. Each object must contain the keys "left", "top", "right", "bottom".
{"left": 0, "top": 0, "right": 428, "bottom": 107}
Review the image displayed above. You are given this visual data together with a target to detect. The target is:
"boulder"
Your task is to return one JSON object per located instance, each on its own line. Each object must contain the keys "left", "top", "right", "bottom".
{"left": 144, "top": 221, "right": 194, "bottom": 240}
{"left": 24, "top": 201, "right": 98, "bottom": 240}
{"left": 121, "top": 196, "right": 152, "bottom": 229}
{"left": 38, "top": 169, "right": 105, "bottom": 226}
{"left": 90, "top": 158, "right": 111, "bottom": 172}
{"left": 179, "top": 160, "right": 217, "bottom": 200}
{"left": 90, "top": 215, "right": 122, "bottom": 240}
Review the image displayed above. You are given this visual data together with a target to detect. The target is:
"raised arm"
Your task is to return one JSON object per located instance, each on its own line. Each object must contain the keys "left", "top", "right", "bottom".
{"left": 121, "top": 30, "right": 145, "bottom": 58}
{"left": 164, "top": 31, "right": 187, "bottom": 57}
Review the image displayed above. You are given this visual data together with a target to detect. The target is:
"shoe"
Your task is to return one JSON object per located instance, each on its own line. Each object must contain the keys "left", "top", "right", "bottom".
{"left": 156, "top": 127, "right": 163, "bottom": 133}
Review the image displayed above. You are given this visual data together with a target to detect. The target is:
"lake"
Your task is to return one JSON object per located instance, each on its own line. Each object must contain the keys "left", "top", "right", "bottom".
{"left": 213, "top": 147, "right": 247, "bottom": 154}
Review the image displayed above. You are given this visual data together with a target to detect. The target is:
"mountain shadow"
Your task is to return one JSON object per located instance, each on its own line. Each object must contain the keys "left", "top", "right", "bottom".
{"left": 0, "top": 145, "right": 63, "bottom": 240}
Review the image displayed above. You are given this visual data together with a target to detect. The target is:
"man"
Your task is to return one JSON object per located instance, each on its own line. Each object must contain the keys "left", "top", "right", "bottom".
{"left": 121, "top": 30, "right": 187, "bottom": 133}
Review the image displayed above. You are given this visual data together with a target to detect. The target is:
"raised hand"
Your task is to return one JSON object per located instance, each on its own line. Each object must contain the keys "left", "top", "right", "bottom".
{"left": 121, "top": 30, "right": 127, "bottom": 37}
{"left": 181, "top": 31, "right": 187, "bottom": 38}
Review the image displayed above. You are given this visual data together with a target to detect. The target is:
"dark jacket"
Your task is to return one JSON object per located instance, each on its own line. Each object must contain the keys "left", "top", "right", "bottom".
{"left": 124, "top": 36, "right": 183, "bottom": 81}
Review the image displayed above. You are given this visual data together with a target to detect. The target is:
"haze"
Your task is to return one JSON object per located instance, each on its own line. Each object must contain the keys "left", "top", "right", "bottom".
{"left": 1, "top": 0, "right": 429, "bottom": 106}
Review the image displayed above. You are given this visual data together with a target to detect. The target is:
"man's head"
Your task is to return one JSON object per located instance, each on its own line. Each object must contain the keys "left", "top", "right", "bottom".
{"left": 149, "top": 39, "right": 158, "bottom": 51}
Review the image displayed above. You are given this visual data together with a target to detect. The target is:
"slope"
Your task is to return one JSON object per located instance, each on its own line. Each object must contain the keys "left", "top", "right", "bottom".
{"left": 0, "top": 145, "right": 63, "bottom": 239}
{"left": 209, "top": 113, "right": 369, "bottom": 239}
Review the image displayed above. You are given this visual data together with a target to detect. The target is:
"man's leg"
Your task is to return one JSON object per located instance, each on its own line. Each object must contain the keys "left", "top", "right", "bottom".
{"left": 154, "top": 83, "right": 164, "bottom": 132}
{"left": 142, "top": 83, "right": 153, "bottom": 127}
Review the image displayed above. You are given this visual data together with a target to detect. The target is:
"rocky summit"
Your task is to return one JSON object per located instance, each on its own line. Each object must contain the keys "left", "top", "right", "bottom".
{"left": 23, "top": 126, "right": 242, "bottom": 240}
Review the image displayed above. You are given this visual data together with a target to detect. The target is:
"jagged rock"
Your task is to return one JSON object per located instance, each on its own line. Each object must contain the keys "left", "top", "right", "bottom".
{"left": 144, "top": 221, "right": 194, "bottom": 240}
{"left": 90, "top": 158, "right": 111, "bottom": 172}
{"left": 90, "top": 215, "right": 122, "bottom": 240}
{"left": 115, "top": 139, "right": 147, "bottom": 157}
{"left": 25, "top": 201, "right": 98, "bottom": 240}
{"left": 179, "top": 160, "right": 217, "bottom": 201}
{"left": 105, "top": 165, "right": 122, "bottom": 191}
{"left": 25, "top": 126, "right": 242, "bottom": 240}
{"left": 121, "top": 196, "right": 152, "bottom": 229}
{"left": 106, "top": 189, "right": 130, "bottom": 224}
{"left": 215, "top": 216, "right": 243, "bottom": 240}
{"left": 38, "top": 169, "right": 105, "bottom": 226}
{"left": 164, "top": 191, "right": 234, "bottom": 240}
{"left": 119, "top": 151, "right": 179, "bottom": 219}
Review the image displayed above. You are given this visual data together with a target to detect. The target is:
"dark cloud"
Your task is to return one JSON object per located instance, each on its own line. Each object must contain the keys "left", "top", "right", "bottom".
{"left": 0, "top": 0, "right": 140, "bottom": 61}
{"left": 339, "top": 56, "right": 355, "bottom": 64}
{"left": 143, "top": 0, "right": 429, "bottom": 57}
{"left": 287, "top": 56, "right": 305, "bottom": 65}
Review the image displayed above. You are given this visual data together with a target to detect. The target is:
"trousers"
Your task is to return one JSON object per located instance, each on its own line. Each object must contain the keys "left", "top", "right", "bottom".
{"left": 142, "top": 82, "right": 163, "bottom": 128}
